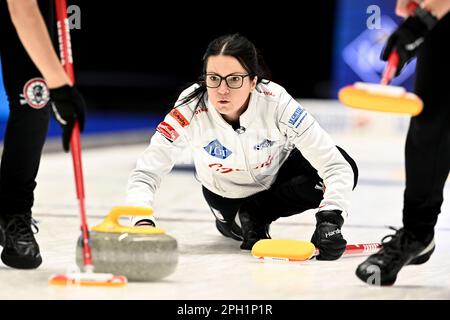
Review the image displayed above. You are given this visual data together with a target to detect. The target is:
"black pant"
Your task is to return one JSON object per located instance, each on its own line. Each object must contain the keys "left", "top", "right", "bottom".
{"left": 403, "top": 12, "right": 450, "bottom": 237}
{"left": 0, "top": 1, "right": 53, "bottom": 216}
{"left": 203, "top": 146, "right": 358, "bottom": 227}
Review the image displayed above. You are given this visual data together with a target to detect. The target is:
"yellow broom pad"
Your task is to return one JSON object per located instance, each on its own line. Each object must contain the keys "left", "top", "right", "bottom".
{"left": 339, "top": 83, "right": 423, "bottom": 116}
{"left": 252, "top": 239, "right": 316, "bottom": 261}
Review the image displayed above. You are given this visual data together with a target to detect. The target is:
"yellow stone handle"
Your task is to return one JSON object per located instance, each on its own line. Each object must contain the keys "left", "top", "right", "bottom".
{"left": 91, "top": 206, "right": 166, "bottom": 234}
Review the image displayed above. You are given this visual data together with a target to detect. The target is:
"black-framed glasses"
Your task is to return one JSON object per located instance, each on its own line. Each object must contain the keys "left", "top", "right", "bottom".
{"left": 205, "top": 73, "right": 250, "bottom": 89}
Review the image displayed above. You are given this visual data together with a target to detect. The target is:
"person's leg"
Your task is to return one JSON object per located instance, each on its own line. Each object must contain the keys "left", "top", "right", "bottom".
{"left": 0, "top": 0, "right": 53, "bottom": 269}
{"left": 202, "top": 186, "right": 244, "bottom": 241}
{"left": 356, "top": 12, "right": 450, "bottom": 286}
{"left": 402, "top": 19, "right": 450, "bottom": 243}
{"left": 239, "top": 147, "right": 358, "bottom": 249}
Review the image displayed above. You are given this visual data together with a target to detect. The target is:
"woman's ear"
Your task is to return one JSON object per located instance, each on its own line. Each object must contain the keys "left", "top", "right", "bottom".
{"left": 251, "top": 76, "right": 258, "bottom": 91}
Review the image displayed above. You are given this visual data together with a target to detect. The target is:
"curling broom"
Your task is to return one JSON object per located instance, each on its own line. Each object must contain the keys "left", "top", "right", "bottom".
{"left": 338, "top": 2, "right": 423, "bottom": 116}
{"left": 48, "top": 0, "right": 127, "bottom": 287}
{"left": 252, "top": 239, "right": 381, "bottom": 262}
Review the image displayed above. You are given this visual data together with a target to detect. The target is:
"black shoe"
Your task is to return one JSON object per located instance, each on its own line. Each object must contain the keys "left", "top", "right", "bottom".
{"left": 355, "top": 228, "right": 434, "bottom": 286}
{"left": 215, "top": 220, "right": 243, "bottom": 241}
{"left": 0, "top": 215, "right": 42, "bottom": 269}
{"left": 408, "top": 240, "right": 435, "bottom": 265}
{"left": 239, "top": 209, "right": 271, "bottom": 250}
{"left": 0, "top": 226, "right": 4, "bottom": 247}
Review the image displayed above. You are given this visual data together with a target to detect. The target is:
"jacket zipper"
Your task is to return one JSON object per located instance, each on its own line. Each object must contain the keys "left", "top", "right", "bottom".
{"left": 237, "top": 132, "right": 270, "bottom": 190}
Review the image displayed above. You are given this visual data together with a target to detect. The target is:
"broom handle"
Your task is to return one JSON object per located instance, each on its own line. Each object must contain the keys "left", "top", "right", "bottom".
{"left": 313, "top": 242, "right": 382, "bottom": 257}
{"left": 381, "top": 52, "right": 399, "bottom": 85}
{"left": 381, "top": 1, "right": 420, "bottom": 85}
{"left": 54, "top": 0, "right": 93, "bottom": 269}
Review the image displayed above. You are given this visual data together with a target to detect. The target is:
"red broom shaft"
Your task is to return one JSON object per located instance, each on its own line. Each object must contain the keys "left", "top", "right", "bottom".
{"left": 381, "top": 51, "right": 399, "bottom": 85}
{"left": 342, "top": 243, "right": 382, "bottom": 255}
{"left": 313, "top": 243, "right": 381, "bottom": 256}
{"left": 69, "top": 123, "right": 91, "bottom": 266}
{"left": 54, "top": 0, "right": 75, "bottom": 82}
{"left": 54, "top": 0, "right": 92, "bottom": 267}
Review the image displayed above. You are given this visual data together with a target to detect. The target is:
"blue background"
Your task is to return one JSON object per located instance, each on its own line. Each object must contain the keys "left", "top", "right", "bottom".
{"left": 0, "top": 0, "right": 418, "bottom": 140}
{"left": 331, "top": 0, "right": 416, "bottom": 97}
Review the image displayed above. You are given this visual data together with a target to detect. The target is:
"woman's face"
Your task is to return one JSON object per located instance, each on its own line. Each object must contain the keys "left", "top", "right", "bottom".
{"left": 206, "top": 55, "right": 257, "bottom": 122}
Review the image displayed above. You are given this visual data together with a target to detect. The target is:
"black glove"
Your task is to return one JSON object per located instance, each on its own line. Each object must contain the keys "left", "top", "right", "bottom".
{"left": 311, "top": 210, "right": 347, "bottom": 261}
{"left": 49, "top": 85, "right": 86, "bottom": 152}
{"left": 239, "top": 209, "right": 270, "bottom": 250}
{"left": 381, "top": 7, "right": 437, "bottom": 76}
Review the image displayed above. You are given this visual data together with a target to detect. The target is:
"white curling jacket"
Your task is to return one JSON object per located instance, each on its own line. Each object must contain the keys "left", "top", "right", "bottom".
{"left": 126, "top": 81, "right": 354, "bottom": 218}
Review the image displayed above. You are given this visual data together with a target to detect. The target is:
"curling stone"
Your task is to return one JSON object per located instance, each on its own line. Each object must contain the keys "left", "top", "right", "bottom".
{"left": 76, "top": 206, "right": 178, "bottom": 281}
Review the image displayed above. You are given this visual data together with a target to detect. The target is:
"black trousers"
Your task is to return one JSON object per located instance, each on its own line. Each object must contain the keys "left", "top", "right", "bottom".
{"left": 0, "top": 1, "right": 53, "bottom": 216}
{"left": 403, "top": 12, "right": 450, "bottom": 237}
{"left": 203, "top": 146, "right": 358, "bottom": 228}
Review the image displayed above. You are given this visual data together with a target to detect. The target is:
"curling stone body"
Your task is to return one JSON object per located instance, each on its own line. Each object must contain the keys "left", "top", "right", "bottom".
{"left": 76, "top": 206, "right": 178, "bottom": 282}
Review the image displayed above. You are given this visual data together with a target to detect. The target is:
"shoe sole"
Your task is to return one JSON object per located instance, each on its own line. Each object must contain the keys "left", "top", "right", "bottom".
{"left": 408, "top": 240, "right": 435, "bottom": 265}
{"left": 1, "top": 251, "right": 42, "bottom": 269}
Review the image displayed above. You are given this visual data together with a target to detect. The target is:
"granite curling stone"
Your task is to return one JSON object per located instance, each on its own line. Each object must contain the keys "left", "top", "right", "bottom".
{"left": 76, "top": 206, "right": 178, "bottom": 281}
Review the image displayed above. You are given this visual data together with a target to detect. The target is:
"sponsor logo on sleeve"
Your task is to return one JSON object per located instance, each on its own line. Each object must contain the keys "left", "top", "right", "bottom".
{"left": 288, "top": 106, "right": 308, "bottom": 128}
{"left": 169, "top": 108, "right": 190, "bottom": 127}
{"left": 204, "top": 139, "right": 232, "bottom": 159}
{"left": 157, "top": 121, "right": 180, "bottom": 142}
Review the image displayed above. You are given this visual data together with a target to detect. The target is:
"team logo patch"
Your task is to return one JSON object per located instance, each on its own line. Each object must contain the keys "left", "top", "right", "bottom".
{"left": 254, "top": 139, "right": 275, "bottom": 151}
{"left": 21, "top": 78, "right": 50, "bottom": 109}
{"left": 157, "top": 121, "right": 180, "bottom": 142}
{"left": 204, "top": 139, "right": 232, "bottom": 159}
{"left": 288, "top": 106, "right": 308, "bottom": 128}
{"left": 169, "top": 108, "right": 189, "bottom": 127}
